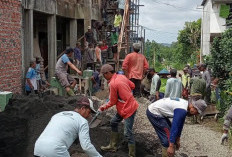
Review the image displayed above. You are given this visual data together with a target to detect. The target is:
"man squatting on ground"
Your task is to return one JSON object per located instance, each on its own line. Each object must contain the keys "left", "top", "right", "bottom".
{"left": 34, "top": 97, "right": 102, "bottom": 157}
{"left": 98, "top": 64, "right": 139, "bottom": 157}
{"left": 147, "top": 98, "right": 207, "bottom": 157}
{"left": 221, "top": 105, "right": 232, "bottom": 145}
{"left": 55, "top": 48, "right": 82, "bottom": 96}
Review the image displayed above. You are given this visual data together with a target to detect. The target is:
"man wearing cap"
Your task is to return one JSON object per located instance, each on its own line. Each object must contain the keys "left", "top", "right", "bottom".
{"left": 84, "top": 26, "right": 96, "bottom": 46}
{"left": 165, "top": 69, "right": 183, "bottom": 98}
{"left": 98, "top": 64, "right": 138, "bottom": 157}
{"left": 34, "top": 97, "right": 102, "bottom": 157}
{"left": 146, "top": 98, "right": 207, "bottom": 157}
{"left": 122, "top": 43, "right": 149, "bottom": 97}
{"left": 55, "top": 48, "right": 82, "bottom": 96}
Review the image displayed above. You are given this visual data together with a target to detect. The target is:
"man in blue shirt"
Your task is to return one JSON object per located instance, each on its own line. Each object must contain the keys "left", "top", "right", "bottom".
{"left": 147, "top": 98, "right": 207, "bottom": 157}
{"left": 25, "top": 61, "right": 38, "bottom": 95}
{"left": 74, "top": 42, "right": 82, "bottom": 69}
{"left": 55, "top": 48, "right": 82, "bottom": 96}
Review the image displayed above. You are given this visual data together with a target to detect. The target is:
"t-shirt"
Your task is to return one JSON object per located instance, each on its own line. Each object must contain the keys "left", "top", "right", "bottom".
{"left": 35, "top": 64, "right": 41, "bottom": 81}
{"left": 25, "top": 67, "right": 38, "bottom": 91}
{"left": 114, "top": 14, "right": 122, "bottom": 27}
{"left": 165, "top": 78, "right": 183, "bottom": 98}
{"left": 150, "top": 74, "right": 160, "bottom": 95}
{"left": 85, "top": 31, "right": 94, "bottom": 44}
{"left": 74, "top": 47, "right": 81, "bottom": 61}
{"left": 148, "top": 98, "right": 188, "bottom": 143}
{"left": 190, "top": 77, "right": 206, "bottom": 96}
{"left": 122, "top": 52, "right": 149, "bottom": 80}
{"left": 55, "top": 54, "right": 70, "bottom": 74}
{"left": 34, "top": 111, "right": 102, "bottom": 157}
{"left": 181, "top": 74, "right": 190, "bottom": 88}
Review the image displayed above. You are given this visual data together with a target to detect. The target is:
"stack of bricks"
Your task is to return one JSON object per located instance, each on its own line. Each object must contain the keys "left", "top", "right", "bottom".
{"left": 0, "top": 0, "right": 22, "bottom": 94}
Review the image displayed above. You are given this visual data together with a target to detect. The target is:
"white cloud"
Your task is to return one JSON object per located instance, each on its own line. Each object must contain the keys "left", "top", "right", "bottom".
{"left": 140, "top": 0, "right": 203, "bottom": 43}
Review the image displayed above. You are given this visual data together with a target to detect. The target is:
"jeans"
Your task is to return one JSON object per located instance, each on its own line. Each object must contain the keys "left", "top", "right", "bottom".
{"left": 146, "top": 109, "right": 171, "bottom": 148}
{"left": 110, "top": 111, "right": 136, "bottom": 144}
{"left": 130, "top": 78, "right": 141, "bottom": 97}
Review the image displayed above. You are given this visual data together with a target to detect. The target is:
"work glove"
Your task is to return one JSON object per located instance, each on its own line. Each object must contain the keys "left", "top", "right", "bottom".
{"left": 221, "top": 133, "right": 228, "bottom": 145}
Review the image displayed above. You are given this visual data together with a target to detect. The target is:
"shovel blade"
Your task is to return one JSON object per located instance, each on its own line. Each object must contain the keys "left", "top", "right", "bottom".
{"left": 89, "top": 119, "right": 102, "bottom": 128}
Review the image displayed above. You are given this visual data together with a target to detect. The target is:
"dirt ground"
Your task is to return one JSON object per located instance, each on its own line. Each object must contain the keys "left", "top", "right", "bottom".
{"left": 0, "top": 91, "right": 232, "bottom": 157}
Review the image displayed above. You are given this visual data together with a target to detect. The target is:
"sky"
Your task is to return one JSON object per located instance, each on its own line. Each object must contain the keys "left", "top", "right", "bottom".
{"left": 139, "top": 0, "right": 203, "bottom": 44}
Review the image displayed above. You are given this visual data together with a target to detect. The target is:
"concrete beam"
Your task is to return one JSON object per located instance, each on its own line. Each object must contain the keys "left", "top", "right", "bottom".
{"left": 24, "top": 9, "right": 34, "bottom": 69}
{"left": 70, "top": 19, "right": 77, "bottom": 48}
{"left": 47, "top": 15, "right": 57, "bottom": 81}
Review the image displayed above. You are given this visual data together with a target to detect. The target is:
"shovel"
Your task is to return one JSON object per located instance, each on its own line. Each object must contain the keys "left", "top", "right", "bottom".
{"left": 89, "top": 111, "right": 102, "bottom": 128}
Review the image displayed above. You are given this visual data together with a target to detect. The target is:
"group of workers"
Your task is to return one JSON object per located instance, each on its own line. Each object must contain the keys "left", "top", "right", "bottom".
{"left": 32, "top": 41, "right": 210, "bottom": 157}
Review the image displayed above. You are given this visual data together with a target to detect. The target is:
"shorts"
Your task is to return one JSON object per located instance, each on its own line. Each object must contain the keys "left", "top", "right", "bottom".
{"left": 55, "top": 72, "right": 75, "bottom": 88}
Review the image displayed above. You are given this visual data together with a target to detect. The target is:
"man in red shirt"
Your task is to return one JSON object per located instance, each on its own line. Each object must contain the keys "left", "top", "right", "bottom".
{"left": 98, "top": 64, "right": 138, "bottom": 157}
{"left": 122, "top": 43, "right": 149, "bottom": 97}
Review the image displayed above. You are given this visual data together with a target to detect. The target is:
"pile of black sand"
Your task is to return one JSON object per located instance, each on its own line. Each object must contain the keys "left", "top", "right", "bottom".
{"left": 0, "top": 93, "right": 159, "bottom": 157}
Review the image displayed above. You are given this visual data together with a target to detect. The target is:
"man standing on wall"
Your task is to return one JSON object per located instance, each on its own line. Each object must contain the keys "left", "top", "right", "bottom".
{"left": 122, "top": 43, "right": 149, "bottom": 97}
{"left": 55, "top": 48, "right": 82, "bottom": 96}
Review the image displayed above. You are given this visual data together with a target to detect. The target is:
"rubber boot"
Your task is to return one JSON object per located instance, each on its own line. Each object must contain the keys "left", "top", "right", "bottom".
{"left": 67, "top": 89, "right": 75, "bottom": 96}
{"left": 101, "top": 132, "right": 119, "bottom": 152}
{"left": 128, "top": 144, "right": 136, "bottom": 157}
{"left": 162, "top": 147, "right": 168, "bottom": 157}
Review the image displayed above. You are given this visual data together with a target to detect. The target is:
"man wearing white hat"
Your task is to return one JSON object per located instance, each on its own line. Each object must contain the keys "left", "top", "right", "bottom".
{"left": 146, "top": 97, "right": 207, "bottom": 157}
{"left": 84, "top": 26, "right": 96, "bottom": 46}
{"left": 34, "top": 97, "right": 102, "bottom": 157}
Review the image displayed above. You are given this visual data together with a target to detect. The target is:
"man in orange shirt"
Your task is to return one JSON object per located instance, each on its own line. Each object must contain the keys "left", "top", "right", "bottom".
{"left": 98, "top": 64, "right": 138, "bottom": 157}
{"left": 122, "top": 43, "right": 149, "bottom": 97}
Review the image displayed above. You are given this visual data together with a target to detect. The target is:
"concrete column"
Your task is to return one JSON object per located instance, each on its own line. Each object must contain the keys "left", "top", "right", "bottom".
{"left": 84, "top": 0, "right": 92, "bottom": 32}
{"left": 70, "top": 19, "right": 77, "bottom": 48}
{"left": 47, "top": 15, "right": 57, "bottom": 81}
{"left": 24, "top": 9, "right": 34, "bottom": 69}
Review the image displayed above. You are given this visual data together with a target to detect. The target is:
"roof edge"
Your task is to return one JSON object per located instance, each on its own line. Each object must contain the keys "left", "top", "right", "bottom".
{"left": 201, "top": 0, "right": 207, "bottom": 6}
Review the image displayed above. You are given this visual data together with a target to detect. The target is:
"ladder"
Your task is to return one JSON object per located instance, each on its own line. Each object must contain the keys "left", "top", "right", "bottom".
{"left": 116, "top": 0, "right": 130, "bottom": 71}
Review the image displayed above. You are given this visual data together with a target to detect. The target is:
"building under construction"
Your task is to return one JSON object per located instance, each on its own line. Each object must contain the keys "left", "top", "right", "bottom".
{"left": 0, "top": 0, "right": 144, "bottom": 94}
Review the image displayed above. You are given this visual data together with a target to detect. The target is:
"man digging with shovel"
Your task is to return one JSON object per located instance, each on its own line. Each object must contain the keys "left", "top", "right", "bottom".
{"left": 34, "top": 97, "right": 102, "bottom": 157}
{"left": 97, "top": 64, "right": 139, "bottom": 157}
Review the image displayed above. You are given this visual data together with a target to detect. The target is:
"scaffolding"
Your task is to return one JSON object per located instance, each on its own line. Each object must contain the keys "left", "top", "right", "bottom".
{"left": 116, "top": 0, "right": 144, "bottom": 70}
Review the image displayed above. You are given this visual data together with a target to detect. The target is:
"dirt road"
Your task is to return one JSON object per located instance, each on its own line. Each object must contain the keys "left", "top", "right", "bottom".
{"left": 176, "top": 121, "right": 232, "bottom": 157}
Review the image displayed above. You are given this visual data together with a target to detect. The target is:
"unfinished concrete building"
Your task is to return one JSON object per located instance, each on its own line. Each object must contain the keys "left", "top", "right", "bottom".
{"left": 0, "top": 0, "right": 144, "bottom": 96}
{"left": 22, "top": 0, "right": 103, "bottom": 81}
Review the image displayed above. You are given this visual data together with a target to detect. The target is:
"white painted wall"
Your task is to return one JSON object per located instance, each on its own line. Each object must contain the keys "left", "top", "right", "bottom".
{"left": 201, "top": 0, "right": 227, "bottom": 56}
{"left": 202, "top": 0, "right": 211, "bottom": 56}
{"left": 210, "top": 4, "right": 226, "bottom": 33}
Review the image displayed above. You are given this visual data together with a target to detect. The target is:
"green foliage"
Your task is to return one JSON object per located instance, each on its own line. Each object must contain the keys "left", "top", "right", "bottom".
{"left": 206, "top": 28, "right": 232, "bottom": 116}
{"left": 145, "top": 19, "right": 201, "bottom": 70}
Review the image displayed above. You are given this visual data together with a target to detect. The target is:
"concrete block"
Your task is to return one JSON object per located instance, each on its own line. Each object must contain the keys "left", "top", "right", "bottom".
{"left": 0, "top": 91, "right": 13, "bottom": 111}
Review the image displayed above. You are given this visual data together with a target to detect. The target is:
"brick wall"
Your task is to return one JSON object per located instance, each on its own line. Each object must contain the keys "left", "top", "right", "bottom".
{"left": 0, "top": 0, "right": 22, "bottom": 94}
